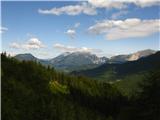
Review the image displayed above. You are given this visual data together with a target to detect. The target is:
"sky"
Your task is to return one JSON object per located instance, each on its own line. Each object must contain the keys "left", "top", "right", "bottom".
{"left": 1, "top": 0, "right": 160, "bottom": 59}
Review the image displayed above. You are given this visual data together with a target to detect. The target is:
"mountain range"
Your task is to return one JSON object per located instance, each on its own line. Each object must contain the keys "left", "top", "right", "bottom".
{"left": 14, "top": 52, "right": 109, "bottom": 72}
{"left": 14, "top": 49, "right": 156, "bottom": 72}
{"left": 72, "top": 51, "right": 160, "bottom": 81}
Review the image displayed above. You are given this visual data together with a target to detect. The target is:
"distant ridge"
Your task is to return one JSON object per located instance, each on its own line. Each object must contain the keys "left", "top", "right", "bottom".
{"left": 14, "top": 53, "right": 38, "bottom": 61}
{"left": 14, "top": 49, "right": 157, "bottom": 72}
{"left": 14, "top": 52, "right": 109, "bottom": 72}
{"left": 109, "top": 49, "right": 156, "bottom": 63}
{"left": 49, "top": 52, "right": 109, "bottom": 71}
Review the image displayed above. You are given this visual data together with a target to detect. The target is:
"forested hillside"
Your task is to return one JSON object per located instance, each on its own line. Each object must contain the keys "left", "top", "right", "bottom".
{"left": 1, "top": 53, "right": 160, "bottom": 120}
{"left": 72, "top": 51, "right": 160, "bottom": 80}
{"left": 72, "top": 51, "right": 160, "bottom": 97}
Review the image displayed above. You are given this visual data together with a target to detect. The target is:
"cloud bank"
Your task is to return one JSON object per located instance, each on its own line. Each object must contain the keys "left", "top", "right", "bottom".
{"left": 88, "top": 18, "right": 160, "bottom": 40}
{"left": 88, "top": 0, "right": 160, "bottom": 8}
{"left": 38, "top": 0, "right": 159, "bottom": 16}
{"left": 38, "top": 2, "right": 97, "bottom": 16}
{"left": 54, "top": 43, "right": 102, "bottom": 53}
{"left": 10, "top": 38, "right": 45, "bottom": 50}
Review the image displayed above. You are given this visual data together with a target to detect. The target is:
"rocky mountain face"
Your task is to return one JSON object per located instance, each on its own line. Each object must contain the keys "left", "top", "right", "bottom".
{"left": 51, "top": 52, "right": 108, "bottom": 65}
{"left": 50, "top": 52, "right": 109, "bottom": 71}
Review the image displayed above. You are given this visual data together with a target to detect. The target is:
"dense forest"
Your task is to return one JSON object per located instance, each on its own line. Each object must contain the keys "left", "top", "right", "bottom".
{"left": 1, "top": 52, "right": 160, "bottom": 120}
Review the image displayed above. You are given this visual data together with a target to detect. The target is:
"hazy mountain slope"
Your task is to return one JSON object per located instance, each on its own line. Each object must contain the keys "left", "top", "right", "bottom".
{"left": 110, "top": 49, "right": 156, "bottom": 63}
{"left": 110, "top": 55, "right": 130, "bottom": 63}
{"left": 14, "top": 53, "right": 38, "bottom": 61}
{"left": 14, "top": 53, "right": 51, "bottom": 66}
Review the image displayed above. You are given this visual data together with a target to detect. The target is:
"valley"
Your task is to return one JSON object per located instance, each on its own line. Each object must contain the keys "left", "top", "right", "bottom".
{"left": 2, "top": 1, "right": 160, "bottom": 120}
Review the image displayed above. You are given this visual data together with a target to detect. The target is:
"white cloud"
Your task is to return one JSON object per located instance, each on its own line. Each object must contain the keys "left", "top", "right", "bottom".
{"left": 54, "top": 43, "right": 102, "bottom": 53}
{"left": 74, "top": 22, "right": 80, "bottom": 28}
{"left": 38, "top": 2, "right": 97, "bottom": 16}
{"left": 27, "top": 38, "right": 45, "bottom": 48}
{"left": 38, "top": 1, "right": 159, "bottom": 16}
{"left": 38, "top": 0, "right": 159, "bottom": 16}
{"left": 88, "top": 0, "right": 160, "bottom": 8}
{"left": 65, "top": 29, "right": 76, "bottom": 39}
{"left": 88, "top": 0, "right": 127, "bottom": 9}
{"left": 0, "top": 27, "right": 8, "bottom": 34}
{"left": 65, "top": 23, "right": 80, "bottom": 39}
{"left": 88, "top": 18, "right": 160, "bottom": 40}
{"left": 10, "top": 37, "right": 45, "bottom": 50}
{"left": 126, "top": 0, "right": 160, "bottom": 7}
{"left": 111, "top": 10, "right": 128, "bottom": 19}
{"left": 9, "top": 42, "right": 21, "bottom": 49}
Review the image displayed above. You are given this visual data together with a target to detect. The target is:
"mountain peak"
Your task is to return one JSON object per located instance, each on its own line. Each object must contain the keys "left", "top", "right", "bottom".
{"left": 110, "top": 49, "right": 156, "bottom": 63}
{"left": 128, "top": 49, "right": 156, "bottom": 61}
{"left": 50, "top": 51, "right": 108, "bottom": 71}
{"left": 14, "top": 53, "right": 37, "bottom": 61}
{"left": 61, "top": 52, "right": 71, "bottom": 57}
{"left": 16, "top": 53, "right": 33, "bottom": 56}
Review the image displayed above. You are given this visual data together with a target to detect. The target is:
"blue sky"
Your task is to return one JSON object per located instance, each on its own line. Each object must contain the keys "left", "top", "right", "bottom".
{"left": 1, "top": 0, "right": 160, "bottom": 58}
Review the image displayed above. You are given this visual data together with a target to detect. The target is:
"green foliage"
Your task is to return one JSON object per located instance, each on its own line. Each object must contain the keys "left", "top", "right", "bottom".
{"left": 114, "top": 74, "right": 145, "bottom": 97}
{"left": 117, "top": 70, "right": 160, "bottom": 120}
{"left": 49, "top": 80, "right": 70, "bottom": 94}
{"left": 136, "top": 70, "right": 160, "bottom": 120}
